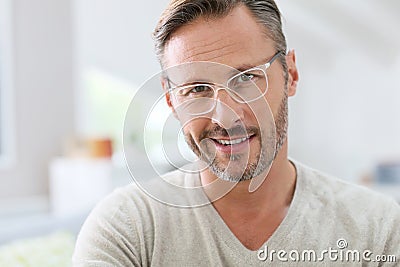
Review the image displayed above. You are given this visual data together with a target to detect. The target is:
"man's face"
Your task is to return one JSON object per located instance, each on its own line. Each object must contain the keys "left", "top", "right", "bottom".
{"left": 163, "top": 6, "right": 295, "bottom": 182}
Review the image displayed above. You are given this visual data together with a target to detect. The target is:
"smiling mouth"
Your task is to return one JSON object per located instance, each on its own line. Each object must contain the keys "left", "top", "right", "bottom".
{"left": 213, "top": 135, "right": 253, "bottom": 146}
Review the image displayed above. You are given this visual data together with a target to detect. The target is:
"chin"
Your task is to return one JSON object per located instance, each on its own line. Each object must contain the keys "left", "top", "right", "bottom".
{"left": 208, "top": 154, "right": 270, "bottom": 183}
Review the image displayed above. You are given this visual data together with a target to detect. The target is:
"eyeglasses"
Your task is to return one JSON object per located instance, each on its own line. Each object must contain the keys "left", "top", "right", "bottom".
{"left": 167, "top": 51, "right": 283, "bottom": 116}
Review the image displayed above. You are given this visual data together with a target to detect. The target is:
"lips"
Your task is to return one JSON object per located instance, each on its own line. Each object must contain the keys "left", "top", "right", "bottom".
{"left": 215, "top": 136, "right": 250, "bottom": 146}
{"left": 207, "top": 134, "right": 255, "bottom": 154}
{"left": 199, "top": 125, "right": 258, "bottom": 154}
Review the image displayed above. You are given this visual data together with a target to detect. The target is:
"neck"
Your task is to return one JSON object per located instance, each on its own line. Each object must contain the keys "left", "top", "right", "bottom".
{"left": 200, "top": 140, "right": 296, "bottom": 214}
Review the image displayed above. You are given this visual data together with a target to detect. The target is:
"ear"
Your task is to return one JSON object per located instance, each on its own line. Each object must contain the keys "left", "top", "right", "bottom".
{"left": 285, "top": 50, "right": 299, "bottom": 97}
{"left": 161, "top": 77, "right": 178, "bottom": 118}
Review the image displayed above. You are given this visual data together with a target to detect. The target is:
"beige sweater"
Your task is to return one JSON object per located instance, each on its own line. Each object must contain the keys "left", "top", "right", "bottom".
{"left": 73, "top": 161, "right": 400, "bottom": 266}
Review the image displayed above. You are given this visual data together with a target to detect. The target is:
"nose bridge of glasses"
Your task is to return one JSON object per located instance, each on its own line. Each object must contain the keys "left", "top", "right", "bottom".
{"left": 211, "top": 86, "right": 246, "bottom": 122}
{"left": 212, "top": 84, "right": 241, "bottom": 103}
{"left": 211, "top": 88, "right": 244, "bottom": 129}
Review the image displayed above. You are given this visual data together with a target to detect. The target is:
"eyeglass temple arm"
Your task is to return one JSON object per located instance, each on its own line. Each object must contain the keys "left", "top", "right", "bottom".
{"left": 265, "top": 51, "right": 285, "bottom": 69}
{"left": 164, "top": 77, "right": 178, "bottom": 91}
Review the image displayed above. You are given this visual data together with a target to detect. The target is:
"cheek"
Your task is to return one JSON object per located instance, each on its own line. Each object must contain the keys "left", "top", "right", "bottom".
{"left": 263, "top": 86, "right": 286, "bottom": 117}
{"left": 181, "top": 118, "right": 210, "bottom": 140}
{"left": 266, "top": 96, "right": 279, "bottom": 116}
{"left": 247, "top": 98, "right": 277, "bottom": 127}
{"left": 265, "top": 67, "right": 287, "bottom": 111}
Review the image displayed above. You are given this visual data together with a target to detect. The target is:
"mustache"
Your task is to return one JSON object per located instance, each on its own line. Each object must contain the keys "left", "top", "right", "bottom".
{"left": 200, "top": 125, "right": 259, "bottom": 140}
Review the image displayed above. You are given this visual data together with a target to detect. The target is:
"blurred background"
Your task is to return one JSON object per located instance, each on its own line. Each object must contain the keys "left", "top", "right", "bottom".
{"left": 0, "top": 0, "right": 399, "bottom": 265}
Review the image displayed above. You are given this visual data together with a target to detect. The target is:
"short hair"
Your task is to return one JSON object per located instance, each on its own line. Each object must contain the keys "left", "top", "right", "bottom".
{"left": 153, "top": 0, "right": 287, "bottom": 74}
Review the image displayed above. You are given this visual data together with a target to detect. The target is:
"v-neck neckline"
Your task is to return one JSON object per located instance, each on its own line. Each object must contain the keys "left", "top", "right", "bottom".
{"left": 192, "top": 160, "right": 306, "bottom": 261}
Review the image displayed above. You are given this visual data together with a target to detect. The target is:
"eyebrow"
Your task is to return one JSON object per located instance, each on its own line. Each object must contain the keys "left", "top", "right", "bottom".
{"left": 233, "top": 55, "right": 277, "bottom": 72}
{"left": 166, "top": 77, "right": 214, "bottom": 88}
{"left": 235, "top": 64, "right": 258, "bottom": 72}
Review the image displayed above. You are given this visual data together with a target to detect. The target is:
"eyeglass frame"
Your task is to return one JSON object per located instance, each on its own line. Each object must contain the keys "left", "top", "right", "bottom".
{"left": 165, "top": 51, "right": 284, "bottom": 115}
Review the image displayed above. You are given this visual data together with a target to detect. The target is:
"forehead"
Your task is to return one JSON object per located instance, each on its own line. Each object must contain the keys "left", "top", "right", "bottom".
{"left": 163, "top": 5, "right": 275, "bottom": 69}
{"left": 165, "top": 61, "right": 241, "bottom": 86}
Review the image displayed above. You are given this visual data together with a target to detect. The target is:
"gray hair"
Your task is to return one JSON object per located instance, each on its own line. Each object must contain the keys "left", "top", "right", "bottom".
{"left": 153, "top": 0, "right": 288, "bottom": 79}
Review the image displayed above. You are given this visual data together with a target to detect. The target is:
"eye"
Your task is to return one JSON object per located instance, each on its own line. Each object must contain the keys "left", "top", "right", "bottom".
{"left": 190, "top": 85, "right": 210, "bottom": 93}
{"left": 176, "top": 84, "right": 212, "bottom": 97}
{"left": 237, "top": 73, "right": 254, "bottom": 83}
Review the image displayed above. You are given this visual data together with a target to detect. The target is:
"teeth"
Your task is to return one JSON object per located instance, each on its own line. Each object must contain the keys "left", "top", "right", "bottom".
{"left": 216, "top": 137, "right": 249, "bottom": 145}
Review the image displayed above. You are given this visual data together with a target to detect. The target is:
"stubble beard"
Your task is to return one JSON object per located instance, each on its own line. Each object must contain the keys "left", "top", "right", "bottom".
{"left": 185, "top": 93, "right": 289, "bottom": 183}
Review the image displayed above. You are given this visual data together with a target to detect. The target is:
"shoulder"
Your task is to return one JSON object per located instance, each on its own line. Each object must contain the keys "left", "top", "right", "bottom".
{"left": 292, "top": 161, "right": 400, "bottom": 254}
{"left": 80, "top": 167, "right": 191, "bottom": 227}
{"left": 293, "top": 160, "right": 398, "bottom": 209}
{"left": 72, "top": 183, "right": 148, "bottom": 266}
{"left": 73, "top": 168, "right": 190, "bottom": 266}
{"left": 292, "top": 160, "right": 400, "bottom": 230}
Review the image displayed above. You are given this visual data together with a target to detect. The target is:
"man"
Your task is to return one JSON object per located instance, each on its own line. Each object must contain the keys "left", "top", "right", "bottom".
{"left": 73, "top": 0, "right": 400, "bottom": 266}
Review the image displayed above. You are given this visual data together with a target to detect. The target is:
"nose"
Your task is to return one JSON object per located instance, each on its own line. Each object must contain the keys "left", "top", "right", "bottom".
{"left": 211, "top": 88, "right": 245, "bottom": 129}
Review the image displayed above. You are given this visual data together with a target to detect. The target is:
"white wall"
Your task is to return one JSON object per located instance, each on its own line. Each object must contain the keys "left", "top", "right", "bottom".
{"left": 74, "top": 0, "right": 169, "bottom": 81}
{"left": 0, "top": 0, "right": 75, "bottom": 198}
{"left": 73, "top": 0, "right": 170, "bottom": 135}
{"left": 279, "top": 0, "right": 400, "bottom": 181}
{"left": 289, "top": 52, "right": 400, "bottom": 181}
